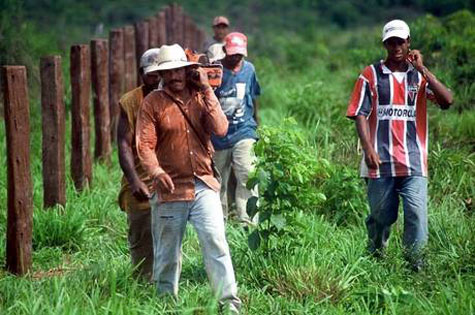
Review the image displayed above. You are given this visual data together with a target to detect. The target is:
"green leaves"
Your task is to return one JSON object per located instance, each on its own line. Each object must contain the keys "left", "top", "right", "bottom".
{"left": 246, "top": 196, "right": 259, "bottom": 220}
{"left": 248, "top": 230, "right": 261, "bottom": 251}
{"left": 246, "top": 119, "right": 330, "bottom": 251}
{"left": 317, "top": 165, "right": 366, "bottom": 226}
{"left": 316, "top": 192, "right": 327, "bottom": 202}
{"left": 270, "top": 214, "right": 286, "bottom": 231}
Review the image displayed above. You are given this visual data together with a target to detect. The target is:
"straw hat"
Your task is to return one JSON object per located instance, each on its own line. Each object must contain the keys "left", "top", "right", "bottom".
{"left": 155, "top": 44, "right": 198, "bottom": 71}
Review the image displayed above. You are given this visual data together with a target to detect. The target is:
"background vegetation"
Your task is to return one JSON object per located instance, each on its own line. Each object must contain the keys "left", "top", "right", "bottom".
{"left": 0, "top": 0, "right": 474, "bottom": 314}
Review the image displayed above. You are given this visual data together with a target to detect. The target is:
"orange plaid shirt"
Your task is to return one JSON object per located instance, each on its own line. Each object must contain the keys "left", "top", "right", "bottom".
{"left": 135, "top": 86, "right": 228, "bottom": 202}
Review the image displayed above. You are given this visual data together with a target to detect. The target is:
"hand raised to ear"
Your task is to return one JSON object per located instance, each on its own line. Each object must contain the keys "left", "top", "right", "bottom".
{"left": 407, "top": 50, "right": 425, "bottom": 72}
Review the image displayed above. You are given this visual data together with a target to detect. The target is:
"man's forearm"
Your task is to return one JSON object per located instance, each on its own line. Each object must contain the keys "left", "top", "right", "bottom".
{"left": 118, "top": 143, "right": 141, "bottom": 185}
{"left": 202, "top": 87, "right": 228, "bottom": 137}
{"left": 355, "top": 115, "right": 373, "bottom": 151}
{"left": 117, "top": 110, "right": 142, "bottom": 185}
{"left": 421, "top": 67, "right": 453, "bottom": 109}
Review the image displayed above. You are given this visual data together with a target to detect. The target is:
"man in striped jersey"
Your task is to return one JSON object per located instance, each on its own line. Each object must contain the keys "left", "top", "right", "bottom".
{"left": 346, "top": 20, "right": 453, "bottom": 271}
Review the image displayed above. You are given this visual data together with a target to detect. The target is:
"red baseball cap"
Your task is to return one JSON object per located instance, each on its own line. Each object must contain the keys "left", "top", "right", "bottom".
{"left": 224, "top": 32, "right": 247, "bottom": 57}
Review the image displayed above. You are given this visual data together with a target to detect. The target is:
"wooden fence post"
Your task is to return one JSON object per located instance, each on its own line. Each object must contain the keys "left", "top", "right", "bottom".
{"left": 197, "top": 28, "right": 206, "bottom": 53}
{"left": 157, "top": 11, "right": 167, "bottom": 46}
{"left": 148, "top": 16, "right": 159, "bottom": 48}
{"left": 123, "top": 26, "right": 137, "bottom": 93}
{"left": 135, "top": 21, "right": 150, "bottom": 85}
{"left": 183, "top": 15, "right": 195, "bottom": 51}
{"left": 190, "top": 22, "right": 198, "bottom": 52}
{"left": 183, "top": 14, "right": 192, "bottom": 50}
{"left": 173, "top": 4, "right": 184, "bottom": 46}
{"left": 91, "top": 39, "right": 111, "bottom": 163}
{"left": 165, "top": 5, "right": 173, "bottom": 44}
{"left": 194, "top": 27, "right": 201, "bottom": 52}
{"left": 40, "top": 56, "right": 66, "bottom": 208}
{"left": 2, "top": 65, "right": 33, "bottom": 275}
{"left": 109, "top": 29, "right": 124, "bottom": 142}
{"left": 70, "top": 44, "right": 92, "bottom": 191}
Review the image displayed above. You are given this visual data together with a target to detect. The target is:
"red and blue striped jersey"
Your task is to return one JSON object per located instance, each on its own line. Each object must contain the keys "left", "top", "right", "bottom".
{"left": 346, "top": 61, "right": 436, "bottom": 178}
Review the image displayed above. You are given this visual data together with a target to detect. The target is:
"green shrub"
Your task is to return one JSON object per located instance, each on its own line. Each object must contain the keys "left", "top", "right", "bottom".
{"left": 246, "top": 118, "right": 329, "bottom": 251}
{"left": 411, "top": 11, "right": 475, "bottom": 110}
{"left": 319, "top": 165, "right": 367, "bottom": 226}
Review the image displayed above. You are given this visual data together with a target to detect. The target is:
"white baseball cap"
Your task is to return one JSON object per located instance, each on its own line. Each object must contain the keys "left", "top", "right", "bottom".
{"left": 207, "top": 43, "right": 225, "bottom": 62}
{"left": 140, "top": 48, "right": 161, "bottom": 74}
{"left": 155, "top": 44, "right": 198, "bottom": 71}
{"left": 382, "top": 20, "right": 410, "bottom": 42}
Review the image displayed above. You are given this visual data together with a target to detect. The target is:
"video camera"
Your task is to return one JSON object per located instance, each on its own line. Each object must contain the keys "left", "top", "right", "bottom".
{"left": 185, "top": 48, "right": 223, "bottom": 89}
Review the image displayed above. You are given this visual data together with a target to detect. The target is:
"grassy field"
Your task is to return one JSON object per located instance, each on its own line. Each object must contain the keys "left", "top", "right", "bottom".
{"left": 1, "top": 11, "right": 474, "bottom": 315}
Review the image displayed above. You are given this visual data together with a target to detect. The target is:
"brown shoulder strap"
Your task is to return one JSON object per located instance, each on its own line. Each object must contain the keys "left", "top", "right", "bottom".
{"left": 163, "top": 91, "right": 213, "bottom": 158}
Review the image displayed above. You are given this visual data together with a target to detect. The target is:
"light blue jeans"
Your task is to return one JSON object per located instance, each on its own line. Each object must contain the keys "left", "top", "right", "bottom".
{"left": 150, "top": 179, "right": 241, "bottom": 312}
{"left": 366, "top": 176, "right": 428, "bottom": 259}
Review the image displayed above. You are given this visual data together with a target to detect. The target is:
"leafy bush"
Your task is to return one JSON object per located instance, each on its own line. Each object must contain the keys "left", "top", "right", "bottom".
{"left": 246, "top": 118, "right": 329, "bottom": 251}
{"left": 319, "top": 165, "right": 367, "bottom": 226}
{"left": 411, "top": 10, "right": 475, "bottom": 110}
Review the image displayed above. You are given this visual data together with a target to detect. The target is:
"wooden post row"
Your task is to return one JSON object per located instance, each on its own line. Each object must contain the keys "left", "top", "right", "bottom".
{"left": 70, "top": 44, "right": 92, "bottom": 191}
{"left": 91, "top": 39, "right": 111, "bottom": 163}
{"left": 2, "top": 65, "right": 33, "bottom": 275}
{"left": 123, "top": 26, "right": 137, "bottom": 92}
{"left": 40, "top": 56, "right": 66, "bottom": 208}
{"left": 135, "top": 21, "right": 149, "bottom": 85}
{"left": 109, "top": 29, "right": 124, "bottom": 142}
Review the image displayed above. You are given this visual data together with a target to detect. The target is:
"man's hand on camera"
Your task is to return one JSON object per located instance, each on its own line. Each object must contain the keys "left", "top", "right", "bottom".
{"left": 193, "top": 67, "right": 211, "bottom": 90}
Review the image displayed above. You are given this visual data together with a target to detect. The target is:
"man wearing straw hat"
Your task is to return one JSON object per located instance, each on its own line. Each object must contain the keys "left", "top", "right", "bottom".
{"left": 117, "top": 48, "right": 161, "bottom": 281}
{"left": 135, "top": 44, "right": 241, "bottom": 312}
